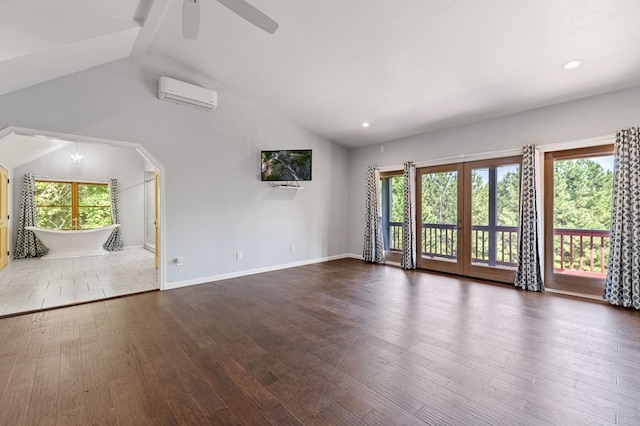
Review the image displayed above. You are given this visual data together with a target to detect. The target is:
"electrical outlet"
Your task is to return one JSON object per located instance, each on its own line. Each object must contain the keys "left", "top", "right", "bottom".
{"left": 290, "top": 244, "right": 296, "bottom": 253}
{"left": 236, "top": 251, "right": 243, "bottom": 261}
{"left": 175, "top": 257, "right": 184, "bottom": 266}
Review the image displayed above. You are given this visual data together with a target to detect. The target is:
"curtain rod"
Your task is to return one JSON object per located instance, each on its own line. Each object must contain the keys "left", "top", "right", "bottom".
{"left": 32, "top": 175, "right": 110, "bottom": 184}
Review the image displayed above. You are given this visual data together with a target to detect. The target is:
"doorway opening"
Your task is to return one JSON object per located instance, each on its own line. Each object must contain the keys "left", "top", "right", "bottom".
{"left": 0, "top": 126, "right": 165, "bottom": 316}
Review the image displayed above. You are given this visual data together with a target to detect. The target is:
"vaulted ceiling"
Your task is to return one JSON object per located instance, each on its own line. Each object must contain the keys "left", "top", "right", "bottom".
{"left": 1, "top": 0, "right": 640, "bottom": 148}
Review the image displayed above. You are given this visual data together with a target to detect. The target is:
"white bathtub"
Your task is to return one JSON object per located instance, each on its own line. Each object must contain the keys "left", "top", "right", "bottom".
{"left": 25, "top": 224, "right": 120, "bottom": 260}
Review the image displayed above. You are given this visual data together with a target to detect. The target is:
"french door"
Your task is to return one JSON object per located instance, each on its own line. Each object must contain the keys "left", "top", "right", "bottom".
{"left": 416, "top": 156, "right": 522, "bottom": 283}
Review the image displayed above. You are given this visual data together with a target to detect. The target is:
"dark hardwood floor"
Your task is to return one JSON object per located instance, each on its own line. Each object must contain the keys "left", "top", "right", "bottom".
{"left": 0, "top": 258, "right": 639, "bottom": 425}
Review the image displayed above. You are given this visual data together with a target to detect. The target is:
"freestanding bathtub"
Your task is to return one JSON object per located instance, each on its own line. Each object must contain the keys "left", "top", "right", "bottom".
{"left": 25, "top": 224, "right": 120, "bottom": 260}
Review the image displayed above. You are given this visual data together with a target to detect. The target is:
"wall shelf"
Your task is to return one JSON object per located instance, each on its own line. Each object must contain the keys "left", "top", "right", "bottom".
{"left": 272, "top": 183, "right": 304, "bottom": 190}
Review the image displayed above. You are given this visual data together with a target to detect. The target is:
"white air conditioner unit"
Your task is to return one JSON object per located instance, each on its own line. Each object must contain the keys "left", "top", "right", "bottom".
{"left": 157, "top": 76, "right": 217, "bottom": 111}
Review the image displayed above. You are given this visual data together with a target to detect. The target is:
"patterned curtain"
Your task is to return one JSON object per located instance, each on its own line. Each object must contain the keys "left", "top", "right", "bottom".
{"left": 401, "top": 162, "right": 416, "bottom": 269}
{"left": 514, "top": 145, "right": 544, "bottom": 291}
{"left": 103, "top": 179, "right": 124, "bottom": 251}
{"left": 363, "top": 166, "right": 384, "bottom": 263}
{"left": 14, "top": 173, "right": 47, "bottom": 258}
{"left": 604, "top": 127, "right": 640, "bottom": 309}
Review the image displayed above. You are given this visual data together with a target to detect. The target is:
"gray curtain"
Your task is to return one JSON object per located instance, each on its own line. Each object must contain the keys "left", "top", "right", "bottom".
{"left": 401, "top": 162, "right": 417, "bottom": 269}
{"left": 514, "top": 145, "right": 544, "bottom": 291}
{"left": 604, "top": 127, "right": 640, "bottom": 309}
{"left": 14, "top": 173, "right": 47, "bottom": 258}
{"left": 103, "top": 178, "right": 124, "bottom": 251}
{"left": 363, "top": 166, "right": 384, "bottom": 263}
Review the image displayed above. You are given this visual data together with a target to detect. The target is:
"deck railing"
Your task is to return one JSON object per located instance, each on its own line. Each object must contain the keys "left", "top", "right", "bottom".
{"left": 388, "top": 223, "right": 610, "bottom": 276}
{"left": 554, "top": 228, "right": 610, "bottom": 275}
{"left": 389, "top": 221, "right": 403, "bottom": 252}
{"left": 420, "top": 223, "right": 457, "bottom": 260}
{"left": 470, "top": 225, "right": 518, "bottom": 268}
{"left": 389, "top": 222, "right": 518, "bottom": 267}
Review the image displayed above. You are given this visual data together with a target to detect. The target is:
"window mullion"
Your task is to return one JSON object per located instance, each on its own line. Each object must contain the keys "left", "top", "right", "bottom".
{"left": 488, "top": 167, "right": 497, "bottom": 267}
{"left": 72, "top": 182, "right": 79, "bottom": 228}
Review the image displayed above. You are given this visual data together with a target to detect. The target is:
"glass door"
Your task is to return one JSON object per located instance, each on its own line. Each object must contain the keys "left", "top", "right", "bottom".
{"left": 415, "top": 156, "right": 521, "bottom": 283}
{"left": 463, "top": 157, "right": 521, "bottom": 282}
{"left": 380, "top": 172, "right": 404, "bottom": 263}
{"left": 544, "top": 145, "right": 614, "bottom": 296}
{"left": 416, "top": 164, "right": 463, "bottom": 275}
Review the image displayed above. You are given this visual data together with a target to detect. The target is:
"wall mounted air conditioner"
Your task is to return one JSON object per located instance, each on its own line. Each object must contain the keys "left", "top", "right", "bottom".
{"left": 157, "top": 76, "right": 217, "bottom": 111}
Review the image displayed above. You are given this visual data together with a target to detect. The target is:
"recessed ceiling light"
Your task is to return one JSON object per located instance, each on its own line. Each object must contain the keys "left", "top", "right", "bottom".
{"left": 561, "top": 59, "right": 583, "bottom": 70}
{"left": 361, "top": 122, "right": 370, "bottom": 128}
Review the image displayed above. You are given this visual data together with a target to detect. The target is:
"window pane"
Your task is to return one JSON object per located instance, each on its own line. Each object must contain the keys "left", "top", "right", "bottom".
{"left": 421, "top": 172, "right": 457, "bottom": 224}
{"left": 421, "top": 171, "right": 457, "bottom": 261}
{"left": 497, "top": 164, "right": 520, "bottom": 227}
{"left": 35, "top": 182, "right": 71, "bottom": 206}
{"left": 36, "top": 207, "right": 72, "bottom": 229}
{"left": 553, "top": 156, "right": 613, "bottom": 275}
{"left": 78, "top": 184, "right": 110, "bottom": 206}
{"left": 471, "top": 168, "right": 489, "bottom": 226}
{"left": 79, "top": 207, "right": 112, "bottom": 229}
{"left": 389, "top": 176, "right": 404, "bottom": 251}
{"left": 553, "top": 157, "right": 613, "bottom": 230}
{"left": 390, "top": 176, "right": 404, "bottom": 222}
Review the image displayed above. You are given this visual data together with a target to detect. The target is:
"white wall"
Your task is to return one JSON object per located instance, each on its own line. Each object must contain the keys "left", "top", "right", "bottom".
{"left": 347, "top": 86, "right": 640, "bottom": 255}
{"left": 0, "top": 58, "right": 350, "bottom": 287}
{"left": 12, "top": 142, "right": 145, "bottom": 253}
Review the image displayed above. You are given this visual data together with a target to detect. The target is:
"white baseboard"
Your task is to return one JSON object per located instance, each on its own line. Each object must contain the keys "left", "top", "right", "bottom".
{"left": 124, "top": 245, "right": 144, "bottom": 250}
{"left": 545, "top": 288, "right": 605, "bottom": 301}
{"left": 346, "top": 253, "right": 399, "bottom": 267}
{"left": 164, "top": 253, "right": 352, "bottom": 290}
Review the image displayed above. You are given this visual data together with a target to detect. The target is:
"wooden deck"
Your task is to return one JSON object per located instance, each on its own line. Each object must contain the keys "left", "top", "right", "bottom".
{"left": 0, "top": 258, "right": 639, "bottom": 425}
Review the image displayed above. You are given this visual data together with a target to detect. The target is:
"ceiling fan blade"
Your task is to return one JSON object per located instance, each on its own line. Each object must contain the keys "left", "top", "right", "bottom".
{"left": 182, "top": 0, "right": 200, "bottom": 40}
{"left": 217, "top": 0, "right": 279, "bottom": 34}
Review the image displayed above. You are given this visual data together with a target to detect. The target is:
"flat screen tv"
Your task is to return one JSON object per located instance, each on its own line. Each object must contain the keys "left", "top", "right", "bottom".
{"left": 261, "top": 150, "right": 312, "bottom": 182}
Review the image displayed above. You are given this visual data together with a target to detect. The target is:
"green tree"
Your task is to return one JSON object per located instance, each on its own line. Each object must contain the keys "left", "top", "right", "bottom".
{"left": 78, "top": 184, "right": 112, "bottom": 228}
{"left": 35, "top": 182, "right": 72, "bottom": 229}
{"left": 390, "top": 176, "right": 404, "bottom": 222}
{"left": 554, "top": 159, "right": 613, "bottom": 230}
{"left": 421, "top": 172, "right": 457, "bottom": 224}
{"left": 35, "top": 181, "right": 112, "bottom": 230}
{"left": 552, "top": 158, "right": 613, "bottom": 271}
{"left": 471, "top": 169, "right": 488, "bottom": 225}
{"left": 496, "top": 169, "right": 520, "bottom": 226}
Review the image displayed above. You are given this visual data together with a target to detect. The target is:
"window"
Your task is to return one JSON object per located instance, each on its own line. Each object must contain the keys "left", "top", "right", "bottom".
{"left": 380, "top": 172, "right": 404, "bottom": 262}
{"left": 544, "top": 145, "right": 614, "bottom": 296}
{"left": 35, "top": 181, "right": 112, "bottom": 230}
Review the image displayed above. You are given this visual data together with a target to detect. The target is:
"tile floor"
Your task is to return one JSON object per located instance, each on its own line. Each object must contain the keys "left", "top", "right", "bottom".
{"left": 0, "top": 247, "right": 158, "bottom": 316}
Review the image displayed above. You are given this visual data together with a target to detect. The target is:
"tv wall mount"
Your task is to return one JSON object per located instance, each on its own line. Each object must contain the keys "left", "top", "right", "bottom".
{"left": 272, "top": 181, "right": 304, "bottom": 189}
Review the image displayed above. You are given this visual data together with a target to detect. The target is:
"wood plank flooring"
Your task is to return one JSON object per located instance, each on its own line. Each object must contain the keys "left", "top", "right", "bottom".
{"left": 0, "top": 258, "right": 639, "bottom": 425}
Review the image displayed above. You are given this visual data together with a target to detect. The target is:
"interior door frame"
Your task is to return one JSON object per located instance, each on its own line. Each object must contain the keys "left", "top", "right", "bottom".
{"left": 0, "top": 166, "right": 8, "bottom": 270}
{"left": 543, "top": 144, "right": 614, "bottom": 296}
{"left": 154, "top": 168, "right": 159, "bottom": 269}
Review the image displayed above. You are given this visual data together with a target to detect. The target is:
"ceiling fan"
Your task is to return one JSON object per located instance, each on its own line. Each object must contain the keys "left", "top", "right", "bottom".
{"left": 182, "top": 0, "right": 279, "bottom": 40}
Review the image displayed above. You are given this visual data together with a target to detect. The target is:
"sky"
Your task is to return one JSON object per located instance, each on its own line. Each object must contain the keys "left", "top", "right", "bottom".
{"left": 592, "top": 155, "right": 614, "bottom": 171}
